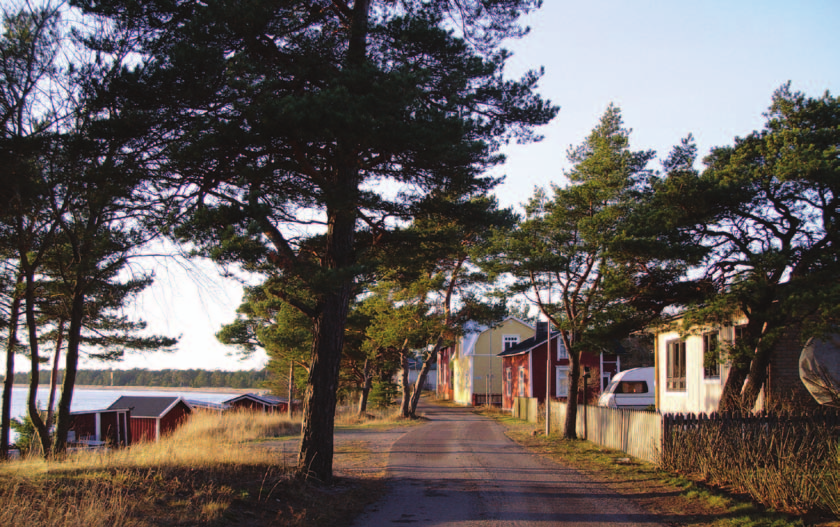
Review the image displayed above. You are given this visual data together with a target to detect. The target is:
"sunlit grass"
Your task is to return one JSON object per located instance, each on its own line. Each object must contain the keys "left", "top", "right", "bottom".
{"left": 0, "top": 407, "right": 404, "bottom": 527}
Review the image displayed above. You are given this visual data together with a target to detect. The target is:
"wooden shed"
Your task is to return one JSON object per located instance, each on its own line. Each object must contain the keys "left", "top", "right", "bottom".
{"left": 68, "top": 408, "right": 131, "bottom": 447}
{"left": 107, "top": 396, "right": 192, "bottom": 442}
{"left": 224, "top": 393, "right": 293, "bottom": 413}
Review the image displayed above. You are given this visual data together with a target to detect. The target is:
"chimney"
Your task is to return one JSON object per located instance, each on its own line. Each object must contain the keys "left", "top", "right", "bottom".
{"left": 535, "top": 321, "right": 548, "bottom": 341}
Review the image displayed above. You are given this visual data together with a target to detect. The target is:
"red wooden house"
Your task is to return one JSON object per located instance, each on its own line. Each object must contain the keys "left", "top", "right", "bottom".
{"left": 68, "top": 408, "right": 131, "bottom": 447}
{"left": 498, "top": 322, "right": 621, "bottom": 411}
{"left": 224, "top": 393, "right": 297, "bottom": 413}
{"left": 107, "top": 396, "right": 192, "bottom": 442}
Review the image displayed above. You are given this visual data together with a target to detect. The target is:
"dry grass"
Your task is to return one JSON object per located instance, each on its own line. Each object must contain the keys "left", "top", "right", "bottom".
{"left": 0, "top": 408, "right": 400, "bottom": 527}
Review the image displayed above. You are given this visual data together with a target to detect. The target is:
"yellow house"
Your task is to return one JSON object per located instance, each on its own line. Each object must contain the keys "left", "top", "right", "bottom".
{"left": 448, "top": 317, "right": 533, "bottom": 406}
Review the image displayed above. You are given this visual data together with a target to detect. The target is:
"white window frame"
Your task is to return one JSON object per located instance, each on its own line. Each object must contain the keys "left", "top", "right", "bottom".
{"left": 702, "top": 331, "right": 720, "bottom": 380}
{"left": 503, "top": 334, "right": 520, "bottom": 352}
{"left": 556, "top": 337, "right": 568, "bottom": 360}
{"left": 666, "top": 339, "right": 686, "bottom": 392}
{"left": 517, "top": 367, "right": 526, "bottom": 397}
{"left": 555, "top": 366, "right": 570, "bottom": 398}
{"left": 505, "top": 367, "right": 512, "bottom": 397}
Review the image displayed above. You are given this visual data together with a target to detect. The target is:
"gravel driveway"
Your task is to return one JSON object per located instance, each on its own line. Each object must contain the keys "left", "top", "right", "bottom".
{"left": 348, "top": 401, "right": 667, "bottom": 527}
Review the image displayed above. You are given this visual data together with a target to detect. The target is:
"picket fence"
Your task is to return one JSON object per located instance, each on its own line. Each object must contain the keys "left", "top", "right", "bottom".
{"left": 512, "top": 398, "right": 840, "bottom": 466}
{"left": 514, "top": 397, "right": 662, "bottom": 463}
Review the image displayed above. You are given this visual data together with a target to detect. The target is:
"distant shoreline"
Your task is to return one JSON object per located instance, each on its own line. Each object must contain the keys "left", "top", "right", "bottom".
{"left": 13, "top": 385, "right": 262, "bottom": 394}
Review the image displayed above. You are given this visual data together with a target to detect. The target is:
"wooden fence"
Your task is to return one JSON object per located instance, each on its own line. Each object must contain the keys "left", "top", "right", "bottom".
{"left": 472, "top": 394, "right": 503, "bottom": 407}
{"left": 511, "top": 398, "right": 840, "bottom": 468}
{"left": 512, "top": 396, "right": 539, "bottom": 423}
{"left": 514, "top": 397, "right": 662, "bottom": 464}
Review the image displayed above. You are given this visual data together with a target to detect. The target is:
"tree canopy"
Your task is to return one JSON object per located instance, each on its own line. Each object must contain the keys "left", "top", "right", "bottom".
{"left": 72, "top": 0, "right": 556, "bottom": 480}
{"left": 650, "top": 84, "right": 840, "bottom": 410}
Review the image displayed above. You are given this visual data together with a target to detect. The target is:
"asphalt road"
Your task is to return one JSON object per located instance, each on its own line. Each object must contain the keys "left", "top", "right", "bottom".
{"left": 351, "top": 401, "right": 667, "bottom": 527}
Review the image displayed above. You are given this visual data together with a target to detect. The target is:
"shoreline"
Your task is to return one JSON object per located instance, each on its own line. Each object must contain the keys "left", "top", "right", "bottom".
{"left": 13, "top": 385, "right": 262, "bottom": 394}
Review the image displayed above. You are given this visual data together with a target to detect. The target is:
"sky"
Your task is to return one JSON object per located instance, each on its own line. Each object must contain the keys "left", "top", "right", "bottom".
{"left": 69, "top": 1, "right": 840, "bottom": 373}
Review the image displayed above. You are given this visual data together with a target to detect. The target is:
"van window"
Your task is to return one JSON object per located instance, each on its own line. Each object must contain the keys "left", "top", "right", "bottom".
{"left": 618, "top": 381, "right": 648, "bottom": 394}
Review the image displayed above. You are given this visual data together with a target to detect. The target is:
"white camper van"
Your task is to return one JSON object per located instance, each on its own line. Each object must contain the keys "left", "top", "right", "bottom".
{"left": 598, "top": 367, "right": 655, "bottom": 410}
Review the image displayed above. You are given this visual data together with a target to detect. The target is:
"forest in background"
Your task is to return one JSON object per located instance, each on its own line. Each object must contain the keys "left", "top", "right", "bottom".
{"left": 8, "top": 369, "right": 269, "bottom": 389}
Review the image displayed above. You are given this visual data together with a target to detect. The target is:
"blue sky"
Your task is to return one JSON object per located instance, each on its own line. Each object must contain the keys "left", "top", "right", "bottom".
{"left": 78, "top": 1, "right": 840, "bottom": 372}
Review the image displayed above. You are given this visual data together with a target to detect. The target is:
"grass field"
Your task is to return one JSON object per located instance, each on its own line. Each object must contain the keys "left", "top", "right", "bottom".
{"left": 0, "top": 407, "right": 407, "bottom": 527}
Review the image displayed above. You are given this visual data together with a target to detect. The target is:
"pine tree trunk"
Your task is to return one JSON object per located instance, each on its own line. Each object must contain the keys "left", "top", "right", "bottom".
{"left": 563, "top": 351, "right": 581, "bottom": 440}
{"left": 0, "top": 275, "right": 23, "bottom": 459}
{"left": 408, "top": 340, "right": 442, "bottom": 418}
{"left": 295, "top": 0, "right": 369, "bottom": 483}
{"left": 53, "top": 289, "right": 86, "bottom": 454}
{"left": 46, "top": 319, "right": 65, "bottom": 430}
{"left": 399, "top": 351, "right": 410, "bottom": 418}
{"left": 295, "top": 182, "right": 357, "bottom": 482}
{"left": 357, "top": 358, "right": 371, "bottom": 416}
{"left": 23, "top": 268, "right": 51, "bottom": 456}
{"left": 287, "top": 363, "right": 294, "bottom": 419}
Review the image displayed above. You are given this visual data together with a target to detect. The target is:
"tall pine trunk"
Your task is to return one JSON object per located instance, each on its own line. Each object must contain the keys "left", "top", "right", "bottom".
{"left": 295, "top": 0, "right": 369, "bottom": 482}
{"left": 0, "top": 274, "right": 23, "bottom": 459}
{"left": 718, "top": 317, "right": 775, "bottom": 413}
{"left": 53, "top": 288, "right": 86, "bottom": 454}
{"left": 295, "top": 179, "right": 357, "bottom": 482}
{"left": 563, "top": 352, "right": 581, "bottom": 440}
{"left": 399, "top": 351, "right": 410, "bottom": 418}
{"left": 287, "top": 362, "right": 294, "bottom": 419}
{"left": 357, "top": 358, "right": 371, "bottom": 417}
{"left": 408, "top": 338, "right": 443, "bottom": 418}
{"left": 23, "top": 266, "right": 51, "bottom": 456}
{"left": 45, "top": 318, "right": 65, "bottom": 430}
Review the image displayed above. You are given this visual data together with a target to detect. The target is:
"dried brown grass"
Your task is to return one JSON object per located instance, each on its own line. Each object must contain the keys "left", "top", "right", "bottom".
{"left": 0, "top": 408, "right": 390, "bottom": 526}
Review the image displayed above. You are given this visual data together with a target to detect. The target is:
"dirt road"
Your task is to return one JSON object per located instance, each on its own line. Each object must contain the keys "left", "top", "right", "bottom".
{"left": 350, "top": 401, "right": 666, "bottom": 526}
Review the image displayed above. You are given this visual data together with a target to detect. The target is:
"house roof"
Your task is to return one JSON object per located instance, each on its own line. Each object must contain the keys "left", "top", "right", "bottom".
{"left": 498, "top": 329, "right": 560, "bottom": 357}
{"left": 224, "top": 393, "right": 287, "bottom": 406}
{"left": 106, "top": 396, "right": 190, "bottom": 418}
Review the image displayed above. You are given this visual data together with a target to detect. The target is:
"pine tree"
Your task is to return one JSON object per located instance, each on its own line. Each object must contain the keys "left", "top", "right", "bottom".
{"left": 75, "top": 0, "right": 556, "bottom": 481}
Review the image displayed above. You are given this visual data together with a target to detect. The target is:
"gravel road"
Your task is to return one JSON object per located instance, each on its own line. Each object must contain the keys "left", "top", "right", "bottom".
{"left": 350, "top": 401, "right": 667, "bottom": 527}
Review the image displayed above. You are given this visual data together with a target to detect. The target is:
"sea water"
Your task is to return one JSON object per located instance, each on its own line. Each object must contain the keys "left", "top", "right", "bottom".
{"left": 3, "top": 386, "right": 236, "bottom": 443}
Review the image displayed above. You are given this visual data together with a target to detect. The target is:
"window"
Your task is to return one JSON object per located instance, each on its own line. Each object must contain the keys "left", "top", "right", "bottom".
{"left": 703, "top": 331, "right": 720, "bottom": 379}
{"left": 617, "top": 381, "right": 648, "bottom": 394}
{"left": 503, "top": 335, "right": 520, "bottom": 351}
{"left": 734, "top": 324, "right": 748, "bottom": 342}
{"left": 518, "top": 367, "right": 526, "bottom": 397}
{"left": 505, "top": 368, "right": 512, "bottom": 397}
{"left": 556, "top": 366, "right": 570, "bottom": 397}
{"left": 666, "top": 339, "right": 686, "bottom": 392}
{"left": 556, "top": 338, "right": 568, "bottom": 359}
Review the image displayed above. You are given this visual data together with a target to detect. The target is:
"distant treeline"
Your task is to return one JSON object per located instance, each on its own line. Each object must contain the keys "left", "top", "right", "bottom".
{"left": 11, "top": 368, "right": 269, "bottom": 389}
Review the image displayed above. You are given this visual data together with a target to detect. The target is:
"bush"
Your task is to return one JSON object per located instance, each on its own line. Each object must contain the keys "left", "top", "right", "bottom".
{"left": 368, "top": 380, "right": 398, "bottom": 409}
{"left": 660, "top": 412, "right": 840, "bottom": 516}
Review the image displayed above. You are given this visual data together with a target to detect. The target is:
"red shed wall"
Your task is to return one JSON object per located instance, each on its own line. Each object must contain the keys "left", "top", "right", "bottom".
{"left": 130, "top": 418, "right": 158, "bottom": 443}
{"left": 160, "top": 402, "right": 191, "bottom": 436}
{"left": 100, "top": 412, "right": 118, "bottom": 444}
{"left": 69, "top": 413, "right": 97, "bottom": 441}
